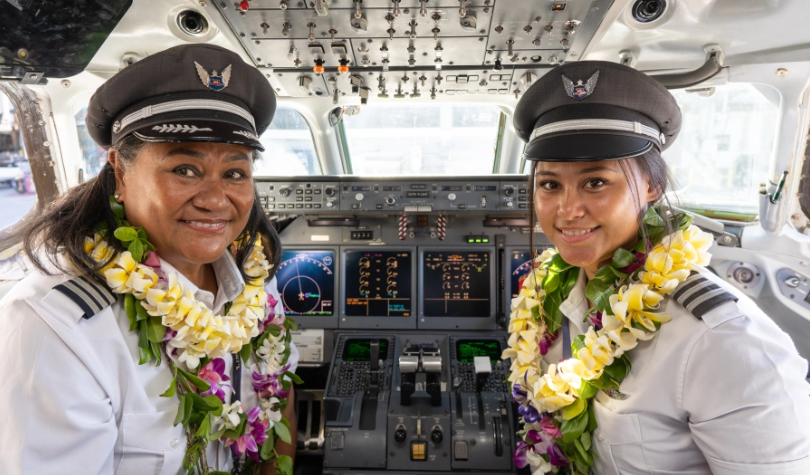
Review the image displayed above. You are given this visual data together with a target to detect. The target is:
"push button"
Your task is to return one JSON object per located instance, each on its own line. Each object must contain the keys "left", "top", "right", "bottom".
{"left": 454, "top": 440, "right": 468, "bottom": 460}
{"left": 330, "top": 432, "right": 344, "bottom": 450}
{"left": 411, "top": 441, "right": 427, "bottom": 461}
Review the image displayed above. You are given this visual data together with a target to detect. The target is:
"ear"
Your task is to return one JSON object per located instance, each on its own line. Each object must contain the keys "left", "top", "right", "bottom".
{"left": 644, "top": 175, "right": 662, "bottom": 204}
{"left": 108, "top": 149, "right": 126, "bottom": 202}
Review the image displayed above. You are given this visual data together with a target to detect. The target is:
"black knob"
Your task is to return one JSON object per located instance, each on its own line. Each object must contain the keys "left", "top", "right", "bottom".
{"left": 385, "top": 196, "right": 396, "bottom": 205}
{"left": 431, "top": 428, "right": 443, "bottom": 444}
{"left": 395, "top": 428, "right": 407, "bottom": 443}
{"left": 504, "top": 187, "right": 515, "bottom": 197}
{"left": 280, "top": 188, "right": 291, "bottom": 197}
{"left": 325, "top": 187, "right": 335, "bottom": 197}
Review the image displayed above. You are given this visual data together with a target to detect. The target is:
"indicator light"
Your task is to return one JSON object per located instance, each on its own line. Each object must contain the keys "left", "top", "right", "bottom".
{"left": 313, "top": 59, "right": 325, "bottom": 74}
{"left": 337, "top": 59, "right": 350, "bottom": 74}
{"left": 239, "top": 0, "right": 250, "bottom": 11}
{"left": 552, "top": 3, "right": 566, "bottom": 11}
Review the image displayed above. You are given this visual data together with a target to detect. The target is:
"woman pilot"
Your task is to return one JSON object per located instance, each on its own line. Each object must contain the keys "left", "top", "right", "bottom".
{"left": 505, "top": 61, "right": 810, "bottom": 474}
{"left": 0, "top": 44, "right": 299, "bottom": 474}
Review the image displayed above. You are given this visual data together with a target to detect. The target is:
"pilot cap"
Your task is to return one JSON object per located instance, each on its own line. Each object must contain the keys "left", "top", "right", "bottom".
{"left": 514, "top": 60, "right": 681, "bottom": 161}
{"left": 86, "top": 44, "right": 275, "bottom": 151}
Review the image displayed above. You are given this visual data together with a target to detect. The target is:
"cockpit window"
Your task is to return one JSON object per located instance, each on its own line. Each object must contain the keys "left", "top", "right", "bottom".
{"left": 342, "top": 104, "right": 502, "bottom": 176}
{"left": 665, "top": 83, "right": 778, "bottom": 215}
{"left": 522, "top": 83, "right": 779, "bottom": 216}
{"left": 255, "top": 106, "right": 321, "bottom": 176}
{"left": 0, "top": 90, "right": 35, "bottom": 230}
{"left": 75, "top": 107, "right": 107, "bottom": 180}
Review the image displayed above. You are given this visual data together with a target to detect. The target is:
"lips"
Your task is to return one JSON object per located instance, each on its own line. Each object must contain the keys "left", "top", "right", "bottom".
{"left": 180, "top": 219, "right": 229, "bottom": 233}
{"left": 556, "top": 226, "right": 600, "bottom": 243}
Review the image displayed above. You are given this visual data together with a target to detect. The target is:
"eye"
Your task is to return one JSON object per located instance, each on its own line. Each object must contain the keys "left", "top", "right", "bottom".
{"left": 224, "top": 169, "right": 249, "bottom": 180}
{"left": 174, "top": 166, "right": 199, "bottom": 178}
{"left": 584, "top": 178, "right": 607, "bottom": 189}
{"left": 537, "top": 180, "right": 559, "bottom": 191}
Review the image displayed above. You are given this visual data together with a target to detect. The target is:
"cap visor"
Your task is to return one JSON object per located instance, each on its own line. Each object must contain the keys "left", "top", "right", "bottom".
{"left": 524, "top": 133, "right": 652, "bottom": 162}
{"left": 131, "top": 120, "right": 264, "bottom": 151}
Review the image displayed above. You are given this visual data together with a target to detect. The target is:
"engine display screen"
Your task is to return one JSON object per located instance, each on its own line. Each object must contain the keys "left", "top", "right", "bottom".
{"left": 344, "top": 251, "right": 412, "bottom": 317}
{"left": 456, "top": 340, "right": 502, "bottom": 363}
{"left": 422, "top": 251, "right": 491, "bottom": 317}
{"left": 342, "top": 339, "right": 390, "bottom": 362}
{"left": 276, "top": 250, "right": 335, "bottom": 316}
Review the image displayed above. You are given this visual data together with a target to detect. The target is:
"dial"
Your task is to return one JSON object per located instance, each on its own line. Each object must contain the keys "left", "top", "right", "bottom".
{"left": 276, "top": 251, "right": 335, "bottom": 316}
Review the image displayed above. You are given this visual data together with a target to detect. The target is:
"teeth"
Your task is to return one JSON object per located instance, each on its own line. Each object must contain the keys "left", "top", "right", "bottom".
{"left": 187, "top": 221, "right": 224, "bottom": 228}
{"left": 560, "top": 228, "right": 595, "bottom": 236}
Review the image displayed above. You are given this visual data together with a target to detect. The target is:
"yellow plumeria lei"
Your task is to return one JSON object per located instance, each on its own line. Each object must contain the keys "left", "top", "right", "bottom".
{"left": 83, "top": 197, "right": 299, "bottom": 475}
{"left": 502, "top": 209, "right": 713, "bottom": 474}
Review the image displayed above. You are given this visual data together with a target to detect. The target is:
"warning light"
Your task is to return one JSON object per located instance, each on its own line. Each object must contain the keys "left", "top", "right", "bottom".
{"left": 337, "top": 59, "right": 350, "bottom": 74}
{"left": 313, "top": 59, "right": 325, "bottom": 74}
{"left": 239, "top": 0, "right": 250, "bottom": 11}
{"left": 552, "top": 3, "right": 566, "bottom": 11}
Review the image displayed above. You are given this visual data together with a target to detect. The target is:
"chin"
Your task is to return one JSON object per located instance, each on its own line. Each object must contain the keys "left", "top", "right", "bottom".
{"left": 554, "top": 246, "right": 600, "bottom": 270}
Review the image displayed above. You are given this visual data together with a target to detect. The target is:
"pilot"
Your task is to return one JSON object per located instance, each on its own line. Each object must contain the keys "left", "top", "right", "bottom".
{"left": 508, "top": 61, "right": 810, "bottom": 474}
{"left": 0, "top": 44, "right": 298, "bottom": 474}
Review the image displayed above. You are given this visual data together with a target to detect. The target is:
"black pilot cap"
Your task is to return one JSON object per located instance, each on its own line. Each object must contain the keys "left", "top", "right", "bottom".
{"left": 86, "top": 44, "right": 275, "bottom": 151}
{"left": 514, "top": 61, "right": 681, "bottom": 162}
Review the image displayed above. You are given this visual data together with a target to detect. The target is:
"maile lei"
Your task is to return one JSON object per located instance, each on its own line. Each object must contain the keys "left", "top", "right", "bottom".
{"left": 502, "top": 207, "right": 713, "bottom": 475}
{"left": 84, "top": 196, "right": 301, "bottom": 475}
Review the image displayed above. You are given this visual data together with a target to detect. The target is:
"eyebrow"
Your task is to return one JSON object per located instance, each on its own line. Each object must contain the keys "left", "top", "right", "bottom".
{"left": 163, "top": 148, "right": 251, "bottom": 162}
{"left": 535, "top": 166, "right": 616, "bottom": 177}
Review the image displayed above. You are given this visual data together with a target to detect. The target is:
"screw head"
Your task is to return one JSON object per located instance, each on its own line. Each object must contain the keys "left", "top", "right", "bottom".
{"left": 776, "top": 68, "right": 789, "bottom": 77}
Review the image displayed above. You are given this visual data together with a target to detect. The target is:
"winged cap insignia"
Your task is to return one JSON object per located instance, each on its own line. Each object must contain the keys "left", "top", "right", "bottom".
{"left": 562, "top": 70, "right": 600, "bottom": 100}
{"left": 194, "top": 61, "right": 232, "bottom": 91}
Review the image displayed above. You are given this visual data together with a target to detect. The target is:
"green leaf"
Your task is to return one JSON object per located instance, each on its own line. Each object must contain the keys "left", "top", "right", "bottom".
{"left": 135, "top": 301, "right": 149, "bottom": 321}
{"left": 580, "top": 431, "right": 592, "bottom": 451}
{"left": 571, "top": 335, "right": 586, "bottom": 358}
{"left": 114, "top": 226, "right": 139, "bottom": 242}
{"left": 542, "top": 271, "right": 560, "bottom": 293}
{"left": 187, "top": 392, "right": 221, "bottom": 412}
{"left": 542, "top": 296, "right": 565, "bottom": 334}
{"left": 560, "top": 409, "right": 588, "bottom": 443}
{"left": 150, "top": 340, "right": 162, "bottom": 367}
{"left": 203, "top": 394, "right": 224, "bottom": 417}
{"left": 124, "top": 294, "right": 137, "bottom": 331}
{"left": 137, "top": 321, "right": 153, "bottom": 365}
{"left": 274, "top": 420, "right": 292, "bottom": 444}
{"left": 240, "top": 341, "right": 253, "bottom": 364}
{"left": 548, "top": 253, "right": 573, "bottom": 273}
{"left": 174, "top": 394, "right": 187, "bottom": 426}
{"left": 109, "top": 195, "right": 125, "bottom": 219}
{"left": 161, "top": 377, "right": 176, "bottom": 398}
{"left": 137, "top": 227, "right": 147, "bottom": 240}
{"left": 585, "top": 279, "right": 613, "bottom": 313}
{"left": 182, "top": 393, "right": 194, "bottom": 425}
{"left": 260, "top": 430, "right": 276, "bottom": 460}
{"left": 643, "top": 206, "right": 665, "bottom": 227}
{"left": 530, "top": 304, "right": 541, "bottom": 322}
{"left": 194, "top": 412, "right": 211, "bottom": 438}
{"left": 128, "top": 238, "right": 145, "bottom": 262}
{"left": 283, "top": 317, "right": 298, "bottom": 331}
{"left": 562, "top": 396, "right": 586, "bottom": 420}
{"left": 612, "top": 247, "right": 636, "bottom": 268}
{"left": 587, "top": 402, "right": 598, "bottom": 432}
{"left": 603, "top": 355, "right": 630, "bottom": 384}
{"left": 573, "top": 437, "right": 593, "bottom": 465}
{"left": 283, "top": 371, "right": 304, "bottom": 385}
{"left": 177, "top": 369, "right": 212, "bottom": 393}
{"left": 562, "top": 268, "right": 580, "bottom": 295}
{"left": 147, "top": 316, "right": 165, "bottom": 343}
{"left": 277, "top": 455, "right": 293, "bottom": 475}
{"left": 577, "top": 381, "right": 598, "bottom": 400}
{"left": 138, "top": 345, "right": 153, "bottom": 365}
{"left": 265, "top": 324, "right": 282, "bottom": 337}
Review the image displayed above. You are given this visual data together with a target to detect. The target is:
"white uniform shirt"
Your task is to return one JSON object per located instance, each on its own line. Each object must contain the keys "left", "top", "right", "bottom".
{"left": 0, "top": 252, "right": 299, "bottom": 474}
{"left": 543, "top": 269, "right": 810, "bottom": 474}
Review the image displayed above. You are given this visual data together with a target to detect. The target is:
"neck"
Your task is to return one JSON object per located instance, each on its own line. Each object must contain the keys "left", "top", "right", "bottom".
{"left": 168, "top": 259, "right": 218, "bottom": 295}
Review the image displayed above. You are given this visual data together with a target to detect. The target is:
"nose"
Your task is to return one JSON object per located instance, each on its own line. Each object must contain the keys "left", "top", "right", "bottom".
{"left": 556, "top": 189, "right": 586, "bottom": 221}
{"left": 191, "top": 176, "right": 231, "bottom": 212}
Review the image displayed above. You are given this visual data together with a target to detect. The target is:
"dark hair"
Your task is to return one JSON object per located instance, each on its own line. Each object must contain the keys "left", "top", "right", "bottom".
{"left": 24, "top": 136, "right": 282, "bottom": 284}
{"left": 527, "top": 146, "right": 677, "bottom": 262}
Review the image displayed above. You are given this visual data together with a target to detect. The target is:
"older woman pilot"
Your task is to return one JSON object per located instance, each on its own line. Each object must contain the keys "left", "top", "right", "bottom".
{"left": 0, "top": 44, "right": 299, "bottom": 475}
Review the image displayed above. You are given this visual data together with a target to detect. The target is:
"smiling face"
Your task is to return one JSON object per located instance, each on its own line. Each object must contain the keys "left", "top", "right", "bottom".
{"left": 533, "top": 159, "right": 658, "bottom": 278}
{"left": 111, "top": 141, "right": 255, "bottom": 273}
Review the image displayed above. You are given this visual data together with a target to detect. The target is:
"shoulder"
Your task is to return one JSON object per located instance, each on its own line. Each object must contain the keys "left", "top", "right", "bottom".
{"left": 670, "top": 268, "right": 746, "bottom": 328}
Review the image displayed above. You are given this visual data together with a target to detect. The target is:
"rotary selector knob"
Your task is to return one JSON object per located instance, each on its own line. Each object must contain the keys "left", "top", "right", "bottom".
{"left": 356, "top": 193, "right": 365, "bottom": 201}
{"left": 394, "top": 428, "right": 407, "bottom": 443}
{"left": 431, "top": 428, "right": 443, "bottom": 444}
{"left": 507, "top": 201, "right": 514, "bottom": 208}
{"left": 325, "top": 187, "right": 336, "bottom": 197}
{"left": 448, "top": 193, "right": 457, "bottom": 201}
{"left": 385, "top": 196, "right": 396, "bottom": 205}
{"left": 280, "top": 188, "right": 291, "bottom": 197}
{"left": 326, "top": 201, "right": 334, "bottom": 208}
{"left": 504, "top": 187, "right": 515, "bottom": 197}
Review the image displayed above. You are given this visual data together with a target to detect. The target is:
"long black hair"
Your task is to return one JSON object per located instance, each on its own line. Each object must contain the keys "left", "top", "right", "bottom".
{"left": 24, "top": 135, "right": 282, "bottom": 283}
{"left": 527, "top": 146, "right": 677, "bottom": 262}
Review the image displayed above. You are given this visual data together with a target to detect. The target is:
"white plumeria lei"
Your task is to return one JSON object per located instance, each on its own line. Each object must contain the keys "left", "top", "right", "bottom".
{"left": 502, "top": 224, "right": 714, "bottom": 474}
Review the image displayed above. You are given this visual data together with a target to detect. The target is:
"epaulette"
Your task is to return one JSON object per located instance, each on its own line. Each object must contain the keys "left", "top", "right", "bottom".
{"left": 53, "top": 275, "right": 117, "bottom": 319}
{"left": 672, "top": 272, "right": 738, "bottom": 319}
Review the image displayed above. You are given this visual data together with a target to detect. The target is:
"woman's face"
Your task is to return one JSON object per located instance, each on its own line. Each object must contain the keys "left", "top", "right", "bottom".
{"left": 534, "top": 159, "right": 657, "bottom": 277}
{"left": 112, "top": 141, "right": 255, "bottom": 269}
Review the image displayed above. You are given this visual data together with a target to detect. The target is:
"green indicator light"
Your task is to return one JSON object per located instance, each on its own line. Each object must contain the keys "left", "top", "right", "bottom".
{"left": 483, "top": 238, "right": 489, "bottom": 243}
{"left": 475, "top": 239, "right": 482, "bottom": 243}
{"left": 468, "top": 238, "right": 474, "bottom": 243}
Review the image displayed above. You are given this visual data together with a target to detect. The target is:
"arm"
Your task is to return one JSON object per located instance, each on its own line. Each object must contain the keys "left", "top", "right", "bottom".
{"left": 683, "top": 312, "right": 810, "bottom": 474}
{"left": 262, "top": 386, "right": 297, "bottom": 475}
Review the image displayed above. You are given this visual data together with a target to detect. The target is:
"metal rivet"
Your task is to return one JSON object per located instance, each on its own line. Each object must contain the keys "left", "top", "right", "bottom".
{"left": 776, "top": 68, "right": 789, "bottom": 78}
{"left": 43, "top": 141, "right": 51, "bottom": 147}
{"left": 61, "top": 80, "right": 71, "bottom": 88}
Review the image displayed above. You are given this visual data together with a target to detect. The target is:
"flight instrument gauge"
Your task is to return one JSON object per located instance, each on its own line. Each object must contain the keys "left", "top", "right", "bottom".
{"left": 509, "top": 248, "right": 552, "bottom": 298}
{"left": 277, "top": 250, "right": 335, "bottom": 316}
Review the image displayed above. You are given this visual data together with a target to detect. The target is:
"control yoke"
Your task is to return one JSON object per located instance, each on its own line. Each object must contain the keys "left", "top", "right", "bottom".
{"left": 399, "top": 343, "right": 442, "bottom": 406}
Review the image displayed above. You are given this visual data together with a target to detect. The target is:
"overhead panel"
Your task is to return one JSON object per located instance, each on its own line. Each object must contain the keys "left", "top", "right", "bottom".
{"left": 214, "top": 0, "right": 612, "bottom": 99}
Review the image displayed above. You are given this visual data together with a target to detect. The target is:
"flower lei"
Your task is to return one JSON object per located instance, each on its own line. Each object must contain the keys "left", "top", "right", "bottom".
{"left": 502, "top": 208, "right": 713, "bottom": 475}
{"left": 84, "top": 196, "right": 300, "bottom": 475}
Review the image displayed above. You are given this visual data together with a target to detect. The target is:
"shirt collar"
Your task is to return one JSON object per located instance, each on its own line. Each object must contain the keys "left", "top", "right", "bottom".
{"left": 158, "top": 252, "right": 245, "bottom": 313}
{"left": 558, "top": 269, "right": 591, "bottom": 334}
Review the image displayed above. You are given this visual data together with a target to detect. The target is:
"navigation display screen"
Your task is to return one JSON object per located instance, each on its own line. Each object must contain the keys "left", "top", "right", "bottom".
{"left": 342, "top": 339, "right": 389, "bottom": 362}
{"left": 456, "top": 340, "right": 502, "bottom": 363}
{"left": 276, "top": 250, "right": 335, "bottom": 316}
{"left": 422, "top": 251, "right": 491, "bottom": 317}
{"left": 510, "top": 250, "right": 533, "bottom": 299}
{"left": 344, "top": 251, "right": 412, "bottom": 317}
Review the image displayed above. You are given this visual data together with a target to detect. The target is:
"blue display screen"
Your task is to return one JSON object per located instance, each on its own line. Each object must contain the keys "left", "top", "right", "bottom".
{"left": 344, "top": 251, "right": 412, "bottom": 317}
{"left": 276, "top": 250, "right": 335, "bottom": 316}
{"left": 510, "top": 250, "right": 533, "bottom": 299}
{"left": 422, "top": 251, "right": 491, "bottom": 317}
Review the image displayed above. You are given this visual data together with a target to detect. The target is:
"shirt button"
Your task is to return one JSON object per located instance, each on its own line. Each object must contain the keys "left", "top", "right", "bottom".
{"left": 170, "top": 438, "right": 179, "bottom": 448}
{"left": 596, "top": 432, "right": 605, "bottom": 442}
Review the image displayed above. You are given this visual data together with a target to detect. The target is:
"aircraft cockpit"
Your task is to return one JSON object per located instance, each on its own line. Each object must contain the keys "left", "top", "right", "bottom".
{"left": 2, "top": 0, "right": 810, "bottom": 474}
